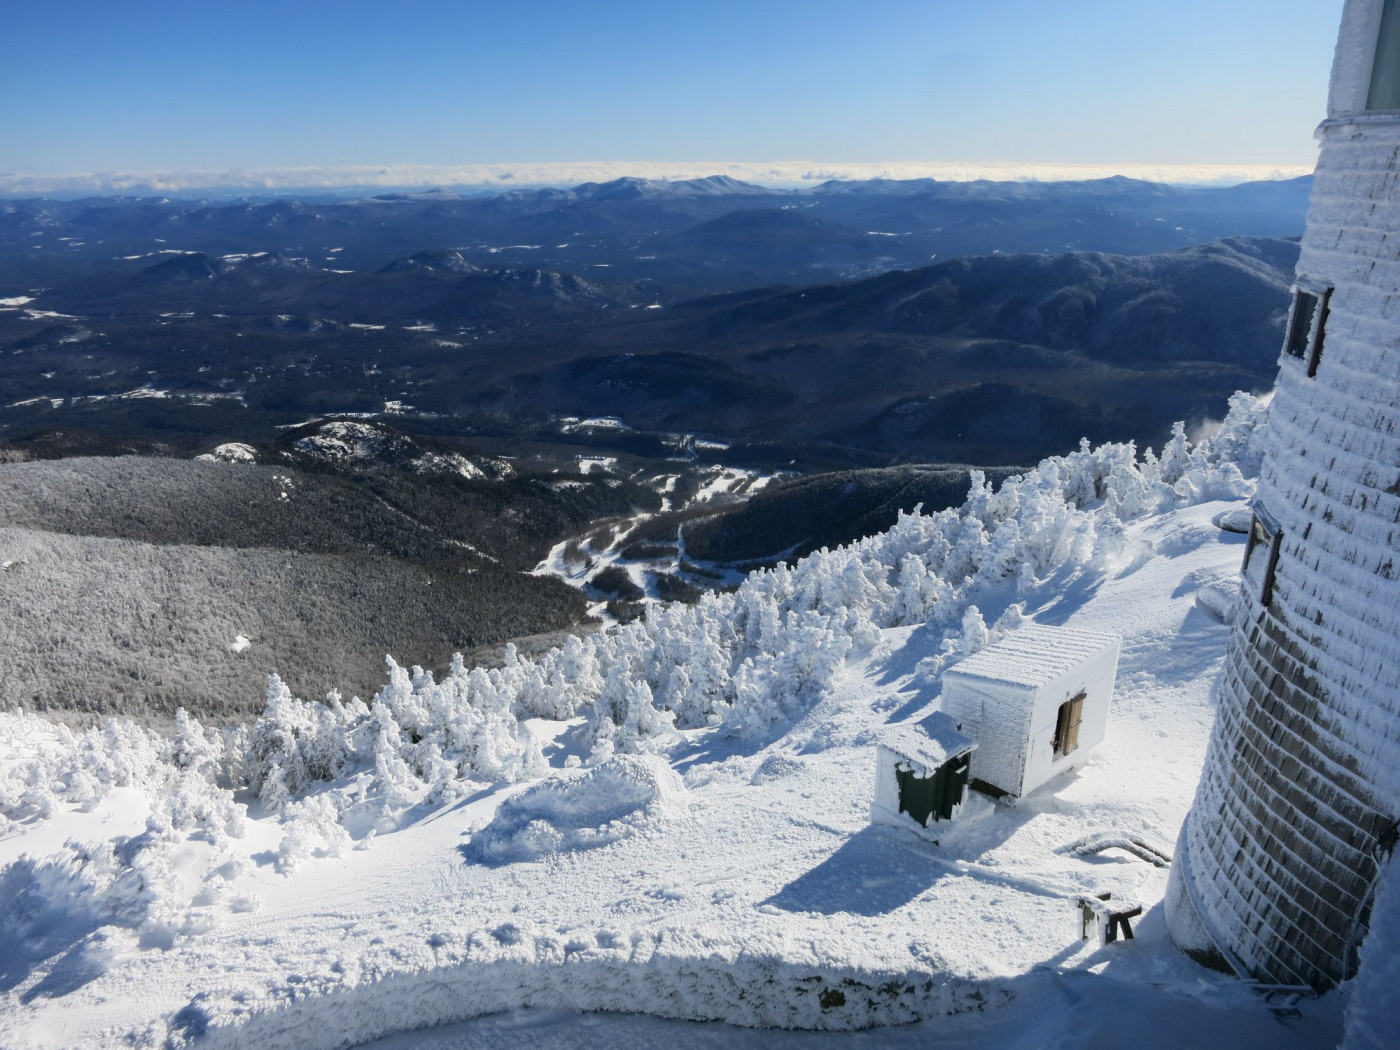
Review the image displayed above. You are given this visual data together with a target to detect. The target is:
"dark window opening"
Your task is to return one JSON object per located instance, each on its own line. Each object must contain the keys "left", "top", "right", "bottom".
{"left": 1368, "top": 0, "right": 1400, "bottom": 111}
{"left": 1243, "top": 508, "right": 1283, "bottom": 606}
{"left": 895, "top": 753, "right": 970, "bottom": 826}
{"left": 1284, "top": 286, "right": 1330, "bottom": 377}
{"left": 1053, "top": 692, "right": 1085, "bottom": 757}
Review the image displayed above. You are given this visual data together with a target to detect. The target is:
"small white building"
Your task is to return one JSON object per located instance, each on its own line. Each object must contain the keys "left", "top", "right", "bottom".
{"left": 939, "top": 624, "right": 1121, "bottom": 801}
{"left": 870, "top": 712, "right": 976, "bottom": 839}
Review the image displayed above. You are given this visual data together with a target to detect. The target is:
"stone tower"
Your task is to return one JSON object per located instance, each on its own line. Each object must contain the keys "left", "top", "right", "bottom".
{"left": 1165, "top": 0, "right": 1400, "bottom": 990}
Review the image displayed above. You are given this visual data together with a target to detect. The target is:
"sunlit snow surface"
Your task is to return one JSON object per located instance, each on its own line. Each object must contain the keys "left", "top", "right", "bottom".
{"left": 0, "top": 396, "right": 1338, "bottom": 1047}
{"left": 0, "top": 493, "right": 1344, "bottom": 1047}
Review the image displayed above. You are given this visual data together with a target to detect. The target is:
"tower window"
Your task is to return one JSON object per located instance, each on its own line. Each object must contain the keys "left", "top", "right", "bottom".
{"left": 1283, "top": 284, "right": 1331, "bottom": 377}
{"left": 1368, "top": 0, "right": 1400, "bottom": 111}
{"left": 1243, "top": 507, "right": 1283, "bottom": 606}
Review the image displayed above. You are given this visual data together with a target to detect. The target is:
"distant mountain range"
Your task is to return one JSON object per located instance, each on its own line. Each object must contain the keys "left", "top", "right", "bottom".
{"left": 507, "top": 236, "right": 1296, "bottom": 464}
{"left": 0, "top": 173, "right": 1310, "bottom": 298}
{"left": 0, "top": 175, "right": 1305, "bottom": 468}
{"left": 0, "top": 176, "right": 1309, "bottom": 718}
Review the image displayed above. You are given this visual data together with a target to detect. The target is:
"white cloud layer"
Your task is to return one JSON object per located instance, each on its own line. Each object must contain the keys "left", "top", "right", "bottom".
{"left": 0, "top": 159, "right": 1314, "bottom": 197}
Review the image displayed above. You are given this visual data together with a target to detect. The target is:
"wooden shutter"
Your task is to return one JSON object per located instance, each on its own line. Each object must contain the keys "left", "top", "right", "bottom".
{"left": 1064, "top": 693, "right": 1084, "bottom": 754}
{"left": 1054, "top": 692, "right": 1086, "bottom": 756}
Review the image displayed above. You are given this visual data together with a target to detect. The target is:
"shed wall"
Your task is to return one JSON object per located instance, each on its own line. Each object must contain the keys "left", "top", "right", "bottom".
{"left": 939, "top": 678, "right": 1034, "bottom": 797}
{"left": 1019, "top": 644, "right": 1120, "bottom": 797}
{"left": 871, "top": 743, "right": 906, "bottom": 827}
{"left": 942, "top": 640, "right": 1118, "bottom": 799}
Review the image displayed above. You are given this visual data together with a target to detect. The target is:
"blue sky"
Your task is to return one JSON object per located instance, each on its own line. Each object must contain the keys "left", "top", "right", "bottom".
{"left": 1, "top": 0, "right": 1344, "bottom": 180}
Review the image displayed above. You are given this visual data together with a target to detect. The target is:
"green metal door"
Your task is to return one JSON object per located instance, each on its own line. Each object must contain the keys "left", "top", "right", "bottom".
{"left": 896, "top": 754, "right": 970, "bottom": 826}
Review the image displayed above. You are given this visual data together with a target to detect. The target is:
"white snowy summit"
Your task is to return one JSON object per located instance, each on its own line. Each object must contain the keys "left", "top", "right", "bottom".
{"left": 2, "top": 395, "right": 1300, "bottom": 1048}
{"left": 7, "top": 8, "right": 1396, "bottom": 1047}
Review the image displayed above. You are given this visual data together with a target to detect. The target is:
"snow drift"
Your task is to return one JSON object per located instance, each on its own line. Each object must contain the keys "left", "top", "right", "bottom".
{"left": 466, "top": 755, "right": 688, "bottom": 863}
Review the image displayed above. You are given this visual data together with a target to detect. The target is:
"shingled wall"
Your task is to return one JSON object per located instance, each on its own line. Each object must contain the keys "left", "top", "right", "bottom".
{"left": 1167, "top": 0, "right": 1400, "bottom": 989}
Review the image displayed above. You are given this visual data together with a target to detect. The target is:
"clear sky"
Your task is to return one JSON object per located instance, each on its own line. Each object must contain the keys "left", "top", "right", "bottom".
{"left": 0, "top": 0, "right": 1344, "bottom": 184}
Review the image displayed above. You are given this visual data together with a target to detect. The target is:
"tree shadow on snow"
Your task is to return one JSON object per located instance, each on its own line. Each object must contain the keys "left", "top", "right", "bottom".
{"left": 761, "top": 825, "right": 955, "bottom": 917}
{"left": 1138, "top": 603, "right": 1231, "bottom": 687}
{"left": 1020, "top": 566, "right": 1108, "bottom": 629}
{"left": 0, "top": 858, "right": 119, "bottom": 1004}
{"left": 669, "top": 729, "right": 780, "bottom": 776}
{"left": 19, "top": 939, "right": 112, "bottom": 1004}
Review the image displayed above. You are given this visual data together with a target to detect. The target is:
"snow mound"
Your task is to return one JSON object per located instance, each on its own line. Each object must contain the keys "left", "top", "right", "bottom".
{"left": 1212, "top": 508, "right": 1252, "bottom": 534}
{"left": 467, "top": 755, "right": 687, "bottom": 863}
{"left": 292, "top": 421, "right": 388, "bottom": 461}
{"left": 1181, "top": 566, "right": 1240, "bottom": 624}
{"left": 197, "top": 443, "right": 257, "bottom": 464}
{"left": 750, "top": 753, "right": 806, "bottom": 784}
{"left": 1194, "top": 582, "right": 1238, "bottom": 623}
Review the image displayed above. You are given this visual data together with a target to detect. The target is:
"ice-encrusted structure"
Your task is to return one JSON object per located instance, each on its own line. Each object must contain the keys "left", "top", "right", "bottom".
{"left": 938, "top": 624, "right": 1120, "bottom": 801}
{"left": 1166, "top": 0, "right": 1400, "bottom": 989}
{"left": 870, "top": 713, "right": 975, "bottom": 837}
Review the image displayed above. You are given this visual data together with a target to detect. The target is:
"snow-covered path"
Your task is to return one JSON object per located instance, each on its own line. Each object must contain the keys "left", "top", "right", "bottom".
{"left": 531, "top": 464, "right": 778, "bottom": 623}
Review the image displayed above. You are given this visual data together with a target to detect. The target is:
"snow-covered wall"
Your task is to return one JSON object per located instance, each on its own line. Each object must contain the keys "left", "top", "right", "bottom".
{"left": 1167, "top": 0, "right": 1400, "bottom": 989}
{"left": 870, "top": 715, "right": 974, "bottom": 837}
{"left": 166, "top": 923, "right": 1005, "bottom": 1049}
{"left": 939, "top": 677, "right": 1034, "bottom": 799}
{"left": 939, "top": 626, "right": 1119, "bottom": 799}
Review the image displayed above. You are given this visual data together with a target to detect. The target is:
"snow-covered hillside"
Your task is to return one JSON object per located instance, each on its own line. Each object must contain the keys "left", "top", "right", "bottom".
{"left": 0, "top": 393, "right": 1342, "bottom": 1048}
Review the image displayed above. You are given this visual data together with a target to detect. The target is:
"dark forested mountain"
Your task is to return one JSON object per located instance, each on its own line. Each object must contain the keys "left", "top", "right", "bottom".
{"left": 0, "top": 219, "right": 1298, "bottom": 468}
{"left": 0, "top": 445, "right": 665, "bottom": 718}
{"left": 0, "top": 177, "right": 1308, "bottom": 720}
{"left": 681, "top": 465, "right": 1027, "bottom": 565}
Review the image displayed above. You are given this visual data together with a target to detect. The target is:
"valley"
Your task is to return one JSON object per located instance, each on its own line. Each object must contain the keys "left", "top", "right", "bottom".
{"left": 0, "top": 174, "right": 1308, "bottom": 723}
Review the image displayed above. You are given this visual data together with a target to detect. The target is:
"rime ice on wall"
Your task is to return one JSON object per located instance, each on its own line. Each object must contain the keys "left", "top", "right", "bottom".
{"left": 1167, "top": 0, "right": 1400, "bottom": 989}
{"left": 938, "top": 624, "right": 1120, "bottom": 800}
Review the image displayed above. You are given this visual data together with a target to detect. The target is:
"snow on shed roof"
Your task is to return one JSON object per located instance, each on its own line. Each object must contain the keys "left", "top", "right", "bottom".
{"left": 879, "top": 711, "right": 975, "bottom": 771}
{"left": 942, "top": 624, "right": 1120, "bottom": 691}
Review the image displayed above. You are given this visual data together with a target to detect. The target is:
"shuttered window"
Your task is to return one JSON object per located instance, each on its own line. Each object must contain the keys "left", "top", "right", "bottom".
{"left": 1284, "top": 285, "right": 1330, "bottom": 377}
{"left": 1053, "top": 692, "right": 1085, "bottom": 757}
{"left": 1243, "top": 508, "right": 1283, "bottom": 606}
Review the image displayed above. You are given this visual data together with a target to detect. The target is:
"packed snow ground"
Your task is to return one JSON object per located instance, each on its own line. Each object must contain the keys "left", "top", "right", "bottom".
{"left": 0, "top": 399, "right": 1346, "bottom": 1047}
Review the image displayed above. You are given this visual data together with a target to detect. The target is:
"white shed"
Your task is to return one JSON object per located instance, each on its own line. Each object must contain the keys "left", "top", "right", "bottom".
{"left": 939, "top": 624, "right": 1120, "bottom": 801}
{"left": 870, "top": 712, "right": 976, "bottom": 839}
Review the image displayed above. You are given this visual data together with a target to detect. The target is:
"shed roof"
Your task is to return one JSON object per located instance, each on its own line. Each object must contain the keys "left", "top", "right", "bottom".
{"left": 880, "top": 711, "right": 975, "bottom": 771}
{"left": 941, "top": 624, "right": 1120, "bottom": 691}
